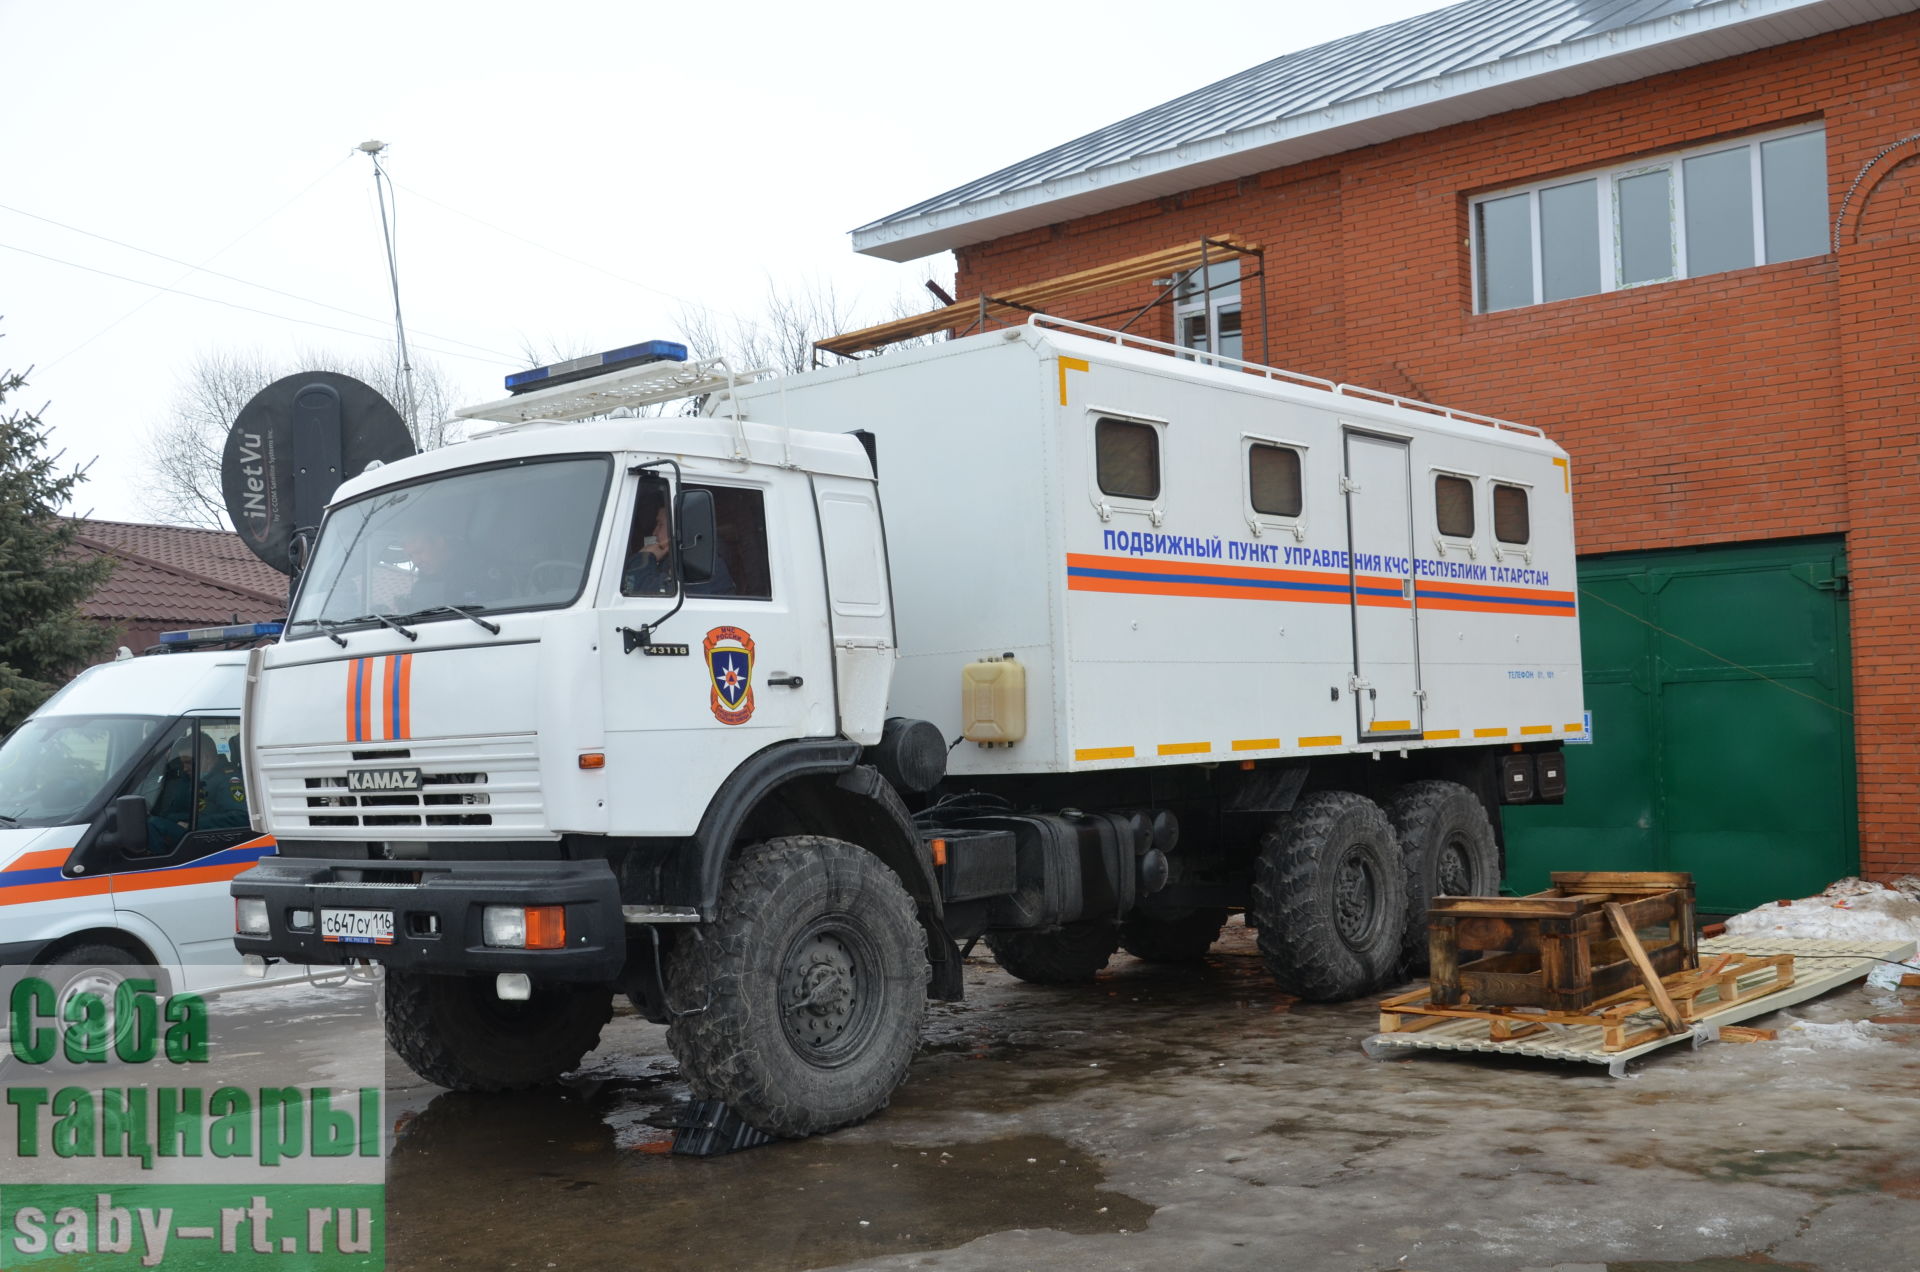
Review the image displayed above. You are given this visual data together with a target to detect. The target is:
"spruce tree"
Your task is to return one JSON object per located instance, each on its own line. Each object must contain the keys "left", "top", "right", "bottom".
{"left": 0, "top": 342, "right": 114, "bottom": 732}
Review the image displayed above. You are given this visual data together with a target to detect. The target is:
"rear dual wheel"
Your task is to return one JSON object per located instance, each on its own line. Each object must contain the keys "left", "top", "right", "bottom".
{"left": 1251, "top": 791, "right": 1407, "bottom": 1001}
{"left": 1388, "top": 780, "right": 1500, "bottom": 974}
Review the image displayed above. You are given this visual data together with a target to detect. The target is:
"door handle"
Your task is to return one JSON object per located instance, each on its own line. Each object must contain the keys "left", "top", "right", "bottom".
{"left": 767, "top": 675, "right": 804, "bottom": 689}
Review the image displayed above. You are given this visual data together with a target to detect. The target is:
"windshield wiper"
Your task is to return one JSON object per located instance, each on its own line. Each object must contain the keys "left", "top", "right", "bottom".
{"left": 0, "top": 814, "right": 20, "bottom": 828}
{"left": 287, "top": 617, "right": 349, "bottom": 647}
{"left": 398, "top": 604, "right": 500, "bottom": 636}
{"left": 361, "top": 612, "right": 419, "bottom": 642}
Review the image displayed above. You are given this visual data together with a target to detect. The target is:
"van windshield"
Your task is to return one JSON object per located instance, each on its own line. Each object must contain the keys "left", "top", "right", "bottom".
{"left": 288, "top": 455, "right": 613, "bottom": 635}
{"left": 0, "top": 715, "right": 166, "bottom": 828}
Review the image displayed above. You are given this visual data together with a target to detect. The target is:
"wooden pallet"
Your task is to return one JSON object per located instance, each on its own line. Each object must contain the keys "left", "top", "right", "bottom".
{"left": 1379, "top": 950, "right": 1795, "bottom": 1052}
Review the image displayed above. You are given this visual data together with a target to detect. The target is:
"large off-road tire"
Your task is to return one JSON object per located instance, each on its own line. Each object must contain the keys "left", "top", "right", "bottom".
{"left": 985, "top": 922, "right": 1121, "bottom": 984}
{"left": 1119, "top": 908, "right": 1229, "bottom": 964}
{"left": 1389, "top": 780, "right": 1501, "bottom": 974}
{"left": 384, "top": 971, "right": 612, "bottom": 1092}
{"left": 664, "top": 836, "right": 927, "bottom": 1138}
{"left": 1251, "top": 791, "right": 1407, "bottom": 1001}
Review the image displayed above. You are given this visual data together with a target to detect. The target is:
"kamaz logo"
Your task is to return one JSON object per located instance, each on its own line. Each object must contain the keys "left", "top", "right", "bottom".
{"left": 346, "top": 767, "right": 423, "bottom": 793}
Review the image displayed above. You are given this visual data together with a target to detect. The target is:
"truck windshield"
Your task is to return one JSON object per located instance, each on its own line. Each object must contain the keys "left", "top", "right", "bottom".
{"left": 289, "top": 455, "right": 613, "bottom": 634}
{"left": 0, "top": 714, "right": 166, "bottom": 828}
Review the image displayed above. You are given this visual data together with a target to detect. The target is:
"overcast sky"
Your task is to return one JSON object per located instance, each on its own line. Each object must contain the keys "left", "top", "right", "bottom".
{"left": 4, "top": 0, "right": 1452, "bottom": 525}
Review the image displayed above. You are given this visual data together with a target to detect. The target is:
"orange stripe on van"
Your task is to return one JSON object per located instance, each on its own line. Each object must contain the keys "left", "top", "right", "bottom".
{"left": 6, "top": 848, "right": 76, "bottom": 872}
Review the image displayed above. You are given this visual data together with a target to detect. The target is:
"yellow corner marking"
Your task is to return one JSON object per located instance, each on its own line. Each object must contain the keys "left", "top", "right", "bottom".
{"left": 1057, "top": 356, "right": 1090, "bottom": 406}
{"left": 1564, "top": 722, "right": 1586, "bottom": 732}
{"left": 1232, "top": 738, "right": 1281, "bottom": 752}
{"left": 1520, "top": 724, "right": 1554, "bottom": 735}
{"left": 1552, "top": 457, "right": 1570, "bottom": 492}
{"left": 1075, "top": 745, "right": 1135, "bottom": 762}
{"left": 1157, "top": 741, "right": 1212, "bottom": 756}
{"left": 1423, "top": 729, "right": 1461, "bottom": 740}
{"left": 1368, "top": 720, "right": 1413, "bottom": 733}
{"left": 1473, "top": 727, "right": 1510, "bottom": 738}
{"left": 1298, "top": 735, "right": 1342, "bottom": 748}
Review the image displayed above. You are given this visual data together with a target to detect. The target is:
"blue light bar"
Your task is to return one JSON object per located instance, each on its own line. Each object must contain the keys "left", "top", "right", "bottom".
{"left": 505, "top": 339, "right": 688, "bottom": 395}
{"left": 158, "top": 622, "right": 286, "bottom": 646}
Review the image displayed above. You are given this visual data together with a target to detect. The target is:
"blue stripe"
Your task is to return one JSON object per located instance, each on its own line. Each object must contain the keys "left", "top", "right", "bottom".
{"left": 353, "top": 658, "right": 366, "bottom": 742}
{"left": 1418, "top": 587, "right": 1576, "bottom": 610}
{"left": 388, "top": 656, "right": 402, "bottom": 739}
{"left": 0, "top": 865, "right": 71, "bottom": 887}
{"left": 1067, "top": 566, "right": 1351, "bottom": 595}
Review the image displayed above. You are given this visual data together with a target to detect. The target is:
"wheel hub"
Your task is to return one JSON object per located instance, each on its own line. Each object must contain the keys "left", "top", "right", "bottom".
{"left": 780, "top": 926, "right": 871, "bottom": 1060}
{"left": 1436, "top": 832, "right": 1473, "bottom": 897}
{"left": 1333, "top": 848, "right": 1380, "bottom": 950}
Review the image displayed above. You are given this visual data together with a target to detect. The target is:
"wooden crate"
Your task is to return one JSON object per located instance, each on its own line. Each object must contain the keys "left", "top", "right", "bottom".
{"left": 1427, "top": 871, "right": 1697, "bottom": 1013}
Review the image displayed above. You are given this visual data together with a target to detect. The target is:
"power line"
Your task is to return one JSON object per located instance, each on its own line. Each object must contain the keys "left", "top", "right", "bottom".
{"left": 0, "top": 241, "right": 518, "bottom": 368}
{"left": 390, "top": 179, "right": 729, "bottom": 318}
{"left": 2, "top": 187, "right": 522, "bottom": 365}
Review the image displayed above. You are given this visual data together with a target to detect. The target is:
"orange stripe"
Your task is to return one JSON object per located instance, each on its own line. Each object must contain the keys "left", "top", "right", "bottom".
{"left": 1232, "top": 738, "right": 1281, "bottom": 751}
{"left": 1520, "top": 724, "right": 1554, "bottom": 735}
{"left": 1423, "top": 729, "right": 1461, "bottom": 740}
{"left": 6, "top": 847, "right": 76, "bottom": 872}
{"left": 1157, "top": 742, "right": 1211, "bottom": 756}
{"left": 1069, "top": 574, "right": 1353, "bottom": 604}
{"left": 110, "top": 859, "right": 259, "bottom": 895}
{"left": 1415, "top": 597, "right": 1576, "bottom": 618}
{"left": 1416, "top": 581, "right": 1578, "bottom": 605}
{"left": 398, "top": 653, "right": 413, "bottom": 740}
{"left": 0, "top": 877, "right": 113, "bottom": 906}
{"left": 357, "top": 658, "right": 374, "bottom": 742}
{"left": 1474, "top": 727, "right": 1510, "bottom": 738}
{"left": 1298, "top": 735, "right": 1342, "bottom": 748}
{"left": 345, "top": 658, "right": 357, "bottom": 742}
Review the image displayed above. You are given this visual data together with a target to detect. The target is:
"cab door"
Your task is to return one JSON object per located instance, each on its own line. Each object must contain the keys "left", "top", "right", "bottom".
{"left": 1343, "top": 431, "right": 1424, "bottom": 738}
{"left": 596, "top": 467, "right": 835, "bottom": 836}
{"left": 811, "top": 474, "right": 893, "bottom": 746}
{"left": 109, "top": 716, "right": 280, "bottom": 990}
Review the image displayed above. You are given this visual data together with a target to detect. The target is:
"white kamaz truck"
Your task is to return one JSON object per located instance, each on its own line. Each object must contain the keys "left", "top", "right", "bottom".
{"left": 233, "top": 318, "right": 1582, "bottom": 1134}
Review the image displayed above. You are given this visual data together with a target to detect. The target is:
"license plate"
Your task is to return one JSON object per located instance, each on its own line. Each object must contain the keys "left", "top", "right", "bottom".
{"left": 320, "top": 908, "right": 395, "bottom": 944}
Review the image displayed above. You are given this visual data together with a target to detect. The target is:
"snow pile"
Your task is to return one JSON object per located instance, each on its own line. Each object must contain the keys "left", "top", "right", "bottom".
{"left": 1722, "top": 876, "right": 1920, "bottom": 944}
{"left": 1779, "top": 1019, "right": 1895, "bottom": 1051}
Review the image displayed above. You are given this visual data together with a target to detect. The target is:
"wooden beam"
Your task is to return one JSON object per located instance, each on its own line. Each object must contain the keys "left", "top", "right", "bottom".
{"left": 1604, "top": 901, "right": 1688, "bottom": 1035}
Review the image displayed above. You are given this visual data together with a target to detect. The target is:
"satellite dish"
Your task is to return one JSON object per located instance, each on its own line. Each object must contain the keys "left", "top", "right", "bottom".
{"left": 220, "top": 371, "right": 416, "bottom": 575}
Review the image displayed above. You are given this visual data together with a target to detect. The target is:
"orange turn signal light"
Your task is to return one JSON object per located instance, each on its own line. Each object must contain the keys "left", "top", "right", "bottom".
{"left": 930, "top": 838, "right": 948, "bottom": 867}
{"left": 524, "top": 905, "right": 567, "bottom": 950}
{"left": 578, "top": 752, "right": 606, "bottom": 770}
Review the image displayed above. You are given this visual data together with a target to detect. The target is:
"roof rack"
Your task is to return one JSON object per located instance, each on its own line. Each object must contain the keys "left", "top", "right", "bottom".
{"left": 1029, "top": 315, "right": 1544, "bottom": 438}
{"left": 455, "top": 357, "right": 769, "bottom": 426}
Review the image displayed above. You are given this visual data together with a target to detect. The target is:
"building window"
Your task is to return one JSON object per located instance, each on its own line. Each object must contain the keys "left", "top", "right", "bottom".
{"left": 1095, "top": 417, "right": 1161, "bottom": 500}
{"left": 1248, "top": 442, "right": 1303, "bottom": 518}
{"left": 1435, "top": 474, "right": 1475, "bottom": 539}
{"left": 1473, "top": 124, "right": 1827, "bottom": 313}
{"left": 1493, "top": 484, "right": 1530, "bottom": 545}
{"left": 1175, "top": 260, "right": 1242, "bottom": 361}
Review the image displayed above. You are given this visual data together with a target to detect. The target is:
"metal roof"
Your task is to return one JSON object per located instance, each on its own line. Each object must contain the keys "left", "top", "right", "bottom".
{"left": 854, "top": 0, "right": 1920, "bottom": 261}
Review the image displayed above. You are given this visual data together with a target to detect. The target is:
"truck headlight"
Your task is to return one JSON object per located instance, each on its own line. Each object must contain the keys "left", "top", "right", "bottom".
{"left": 236, "top": 897, "right": 270, "bottom": 936}
{"left": 482, "top": 905, "right": 566, "bottom": 949}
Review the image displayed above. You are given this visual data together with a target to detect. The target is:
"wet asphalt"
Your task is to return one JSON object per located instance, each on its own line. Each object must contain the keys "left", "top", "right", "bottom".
{"left": 354, "top": 919, "right": 1920, "bottom": 1272}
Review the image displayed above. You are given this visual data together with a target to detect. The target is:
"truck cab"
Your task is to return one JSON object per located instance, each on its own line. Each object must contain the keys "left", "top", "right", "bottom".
{"left": 0, "top": 631, "right": 295, "bottom": 997}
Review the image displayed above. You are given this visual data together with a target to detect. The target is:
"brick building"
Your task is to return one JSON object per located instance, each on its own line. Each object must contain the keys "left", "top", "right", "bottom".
{"left": 846, "top": 0, "right": 1920, "bottom": 907}
{"left": 73, "top": 520, "right": 288, "bottom": 658}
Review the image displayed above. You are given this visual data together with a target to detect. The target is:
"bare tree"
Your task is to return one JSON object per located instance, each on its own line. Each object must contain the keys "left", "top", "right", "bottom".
{"left": 140, "top": 347, "right": 458, "bottom": 528}
{"left": 676, "top": 277, "right": 861, "bottom": 377}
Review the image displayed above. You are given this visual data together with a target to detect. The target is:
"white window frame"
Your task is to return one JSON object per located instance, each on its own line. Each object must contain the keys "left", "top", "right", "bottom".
{"left": 1242, "top": 433, "right": 1308, "bottom": 539}
{"left": 1088, "top": 410, "right": 1169, "bottom": 525}
{"left": 1174, "top": 261, "right": 1243, "bottom": 359}
{"left": 1430, "top": 468, "right": 1480, "bottom": 558}
{"left": 1471, "top": 122, "right": 1824, "bottom": 313}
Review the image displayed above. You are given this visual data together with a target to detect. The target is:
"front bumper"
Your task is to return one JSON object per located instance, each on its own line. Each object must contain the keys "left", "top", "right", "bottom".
{"left": 231, "top": 857, "right": 625, "bottom": 981}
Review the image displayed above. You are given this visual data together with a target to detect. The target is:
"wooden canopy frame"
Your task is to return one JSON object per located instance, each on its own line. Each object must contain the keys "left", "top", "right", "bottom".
{"left": 815, "top": 237, "right": 1262, "bottom": 359}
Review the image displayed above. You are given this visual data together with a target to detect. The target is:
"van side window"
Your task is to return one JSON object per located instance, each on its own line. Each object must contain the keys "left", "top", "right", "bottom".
{"left": 619, "top": 479, "right": 772, "bottom": 600}
{"left": 1095, "top": 418, "right": 1161, "bottom": 500}
{"left": 128, "top": 718, "right": 249, "bottom": 861}
{"left": 1435, "top": 475, "right": 1475, "bottom": 538}
{"left": 1248, "top": 443, "right": 1303, "bottom": 518}
{"left": 1493, "top": 483, "right": 1531, "bottom": 545}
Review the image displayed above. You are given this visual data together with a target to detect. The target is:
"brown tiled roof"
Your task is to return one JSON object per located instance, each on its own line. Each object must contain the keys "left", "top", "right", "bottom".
{"left": 71, "top": 519, "right": 288, "bottom": 627}
{"left": 74, "top": 519, "right": 289, "bottom": 601}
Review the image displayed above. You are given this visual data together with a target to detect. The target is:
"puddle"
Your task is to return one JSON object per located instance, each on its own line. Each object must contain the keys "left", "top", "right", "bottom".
{"left": 388, "top": 1087, "right": 1153, "bottom": 1271}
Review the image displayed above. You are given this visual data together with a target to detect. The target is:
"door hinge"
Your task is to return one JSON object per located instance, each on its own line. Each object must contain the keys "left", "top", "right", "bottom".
{"left": 1339, "top": 476, "right": 1360, "bottom": 494}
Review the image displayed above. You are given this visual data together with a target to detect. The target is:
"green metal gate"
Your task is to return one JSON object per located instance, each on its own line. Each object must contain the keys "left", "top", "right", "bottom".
{"left": 1502, "top": 538, "right": 1856, "bottom": 914}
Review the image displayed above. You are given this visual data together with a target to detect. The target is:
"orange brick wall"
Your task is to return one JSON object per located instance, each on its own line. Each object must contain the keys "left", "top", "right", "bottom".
{"left": 951, "top": 14, "right": 1920, "bottom": 881}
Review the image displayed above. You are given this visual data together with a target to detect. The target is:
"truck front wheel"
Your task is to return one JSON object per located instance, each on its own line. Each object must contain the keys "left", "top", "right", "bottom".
{"left": 1251, "top": 791, "right": 1407, "bottom": 1001}
{"left": 665, "top": 836, "right": 928, "bottom": 1138}
{"left": 384, "top": 971, "right": 612, "bottom": 1092}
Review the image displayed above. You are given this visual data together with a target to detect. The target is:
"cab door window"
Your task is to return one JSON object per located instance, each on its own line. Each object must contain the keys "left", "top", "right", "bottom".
{"left": 124, "top": 718, "right": 251, "bottom": 866}
{"left": 618, "top": 478, "right": 771, "bottom": 600}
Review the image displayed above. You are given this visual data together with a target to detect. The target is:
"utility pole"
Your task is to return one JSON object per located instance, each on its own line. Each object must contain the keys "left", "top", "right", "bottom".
{"left": 357, "top": 139, "right": 418, "bottom": 442}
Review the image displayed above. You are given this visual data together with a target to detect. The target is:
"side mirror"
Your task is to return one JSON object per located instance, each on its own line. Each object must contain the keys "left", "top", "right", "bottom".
{"left": 66, "top": 794, "right": 150, "bottom": 877}
{"left": 675, "top": 488, "right": 717, "bottom": 586}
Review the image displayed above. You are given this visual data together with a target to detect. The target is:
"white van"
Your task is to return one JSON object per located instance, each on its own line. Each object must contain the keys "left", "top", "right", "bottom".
{"left": 0, "top": 629, "right": 300, "bottom": 999}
